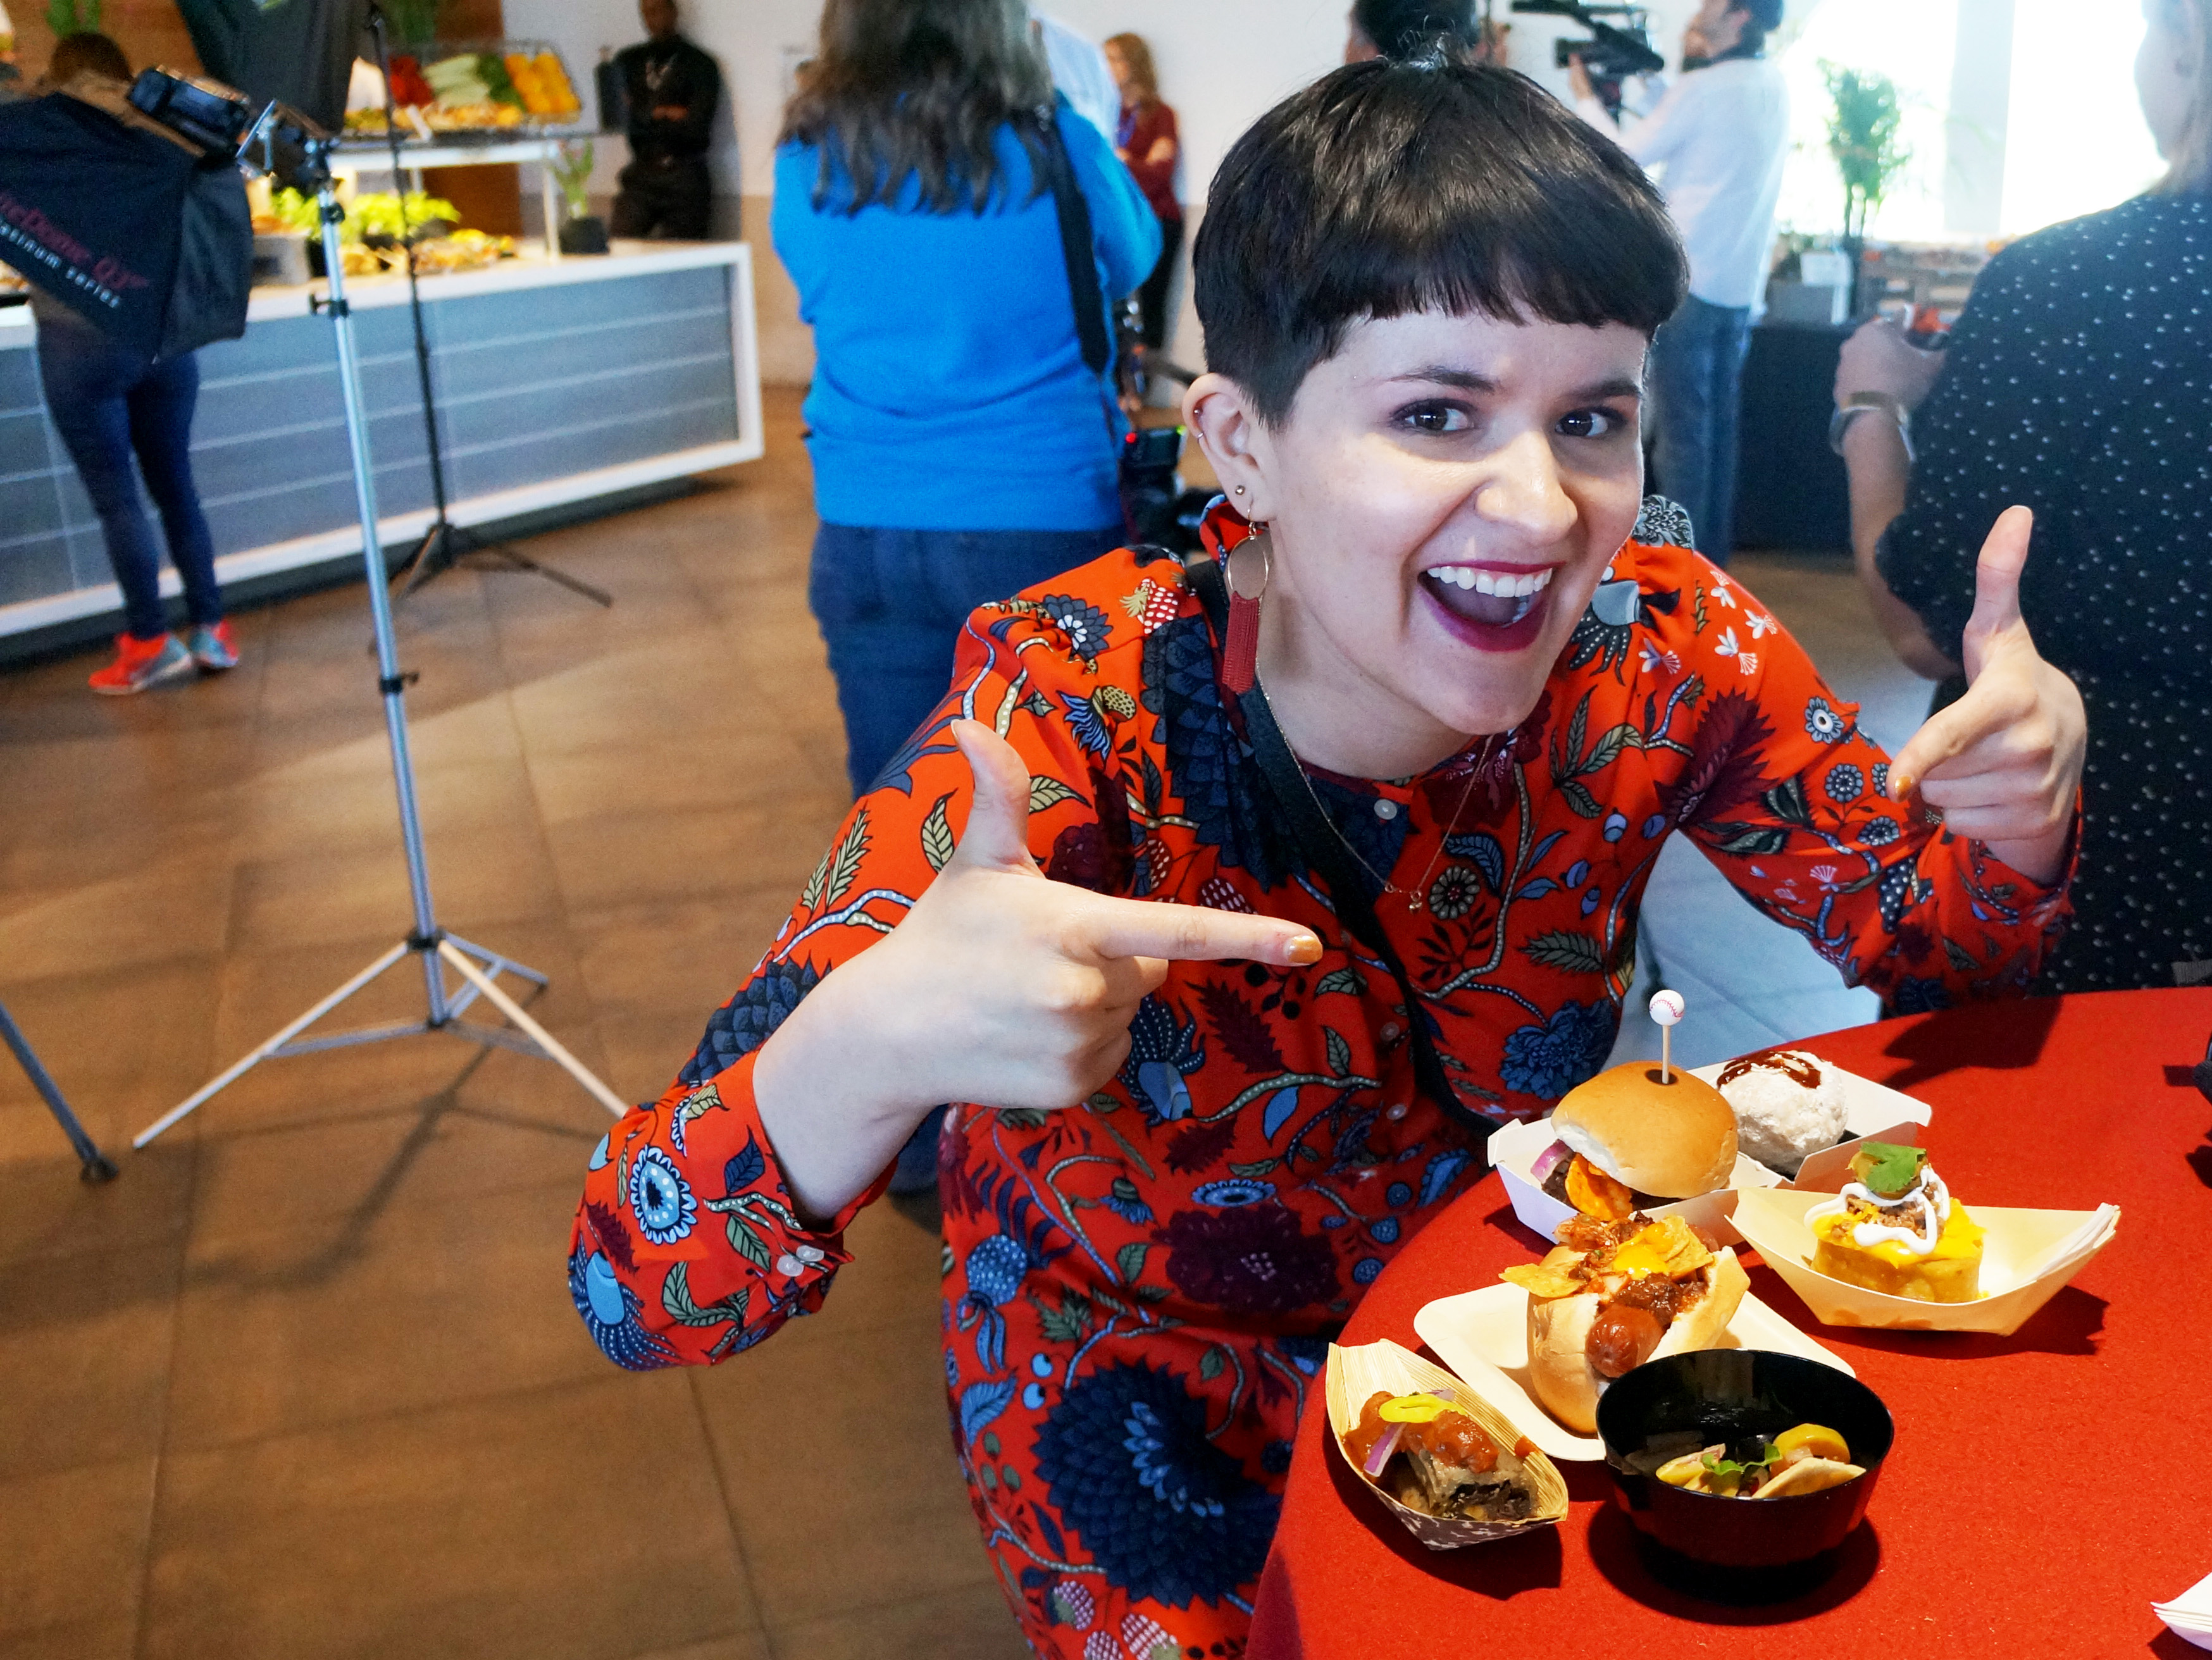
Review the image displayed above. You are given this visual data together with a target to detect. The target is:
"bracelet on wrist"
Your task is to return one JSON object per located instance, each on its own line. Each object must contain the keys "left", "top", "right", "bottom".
{"left": 1829, "top": 392, "right": 1914, "bottom": 462}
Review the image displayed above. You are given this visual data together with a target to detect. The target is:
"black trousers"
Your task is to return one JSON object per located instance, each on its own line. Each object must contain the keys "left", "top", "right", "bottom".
{"left": 611, "top": 157, "right": 712, "bottom": 240}
{"left": 1135, "top": 215, "right": 1184, "bottom": 350}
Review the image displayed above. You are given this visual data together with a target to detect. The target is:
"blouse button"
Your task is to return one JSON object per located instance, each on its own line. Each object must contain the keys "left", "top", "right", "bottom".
{"left": 1381, "top": 1022, "right": 1401, "bottom": 1041}
{"left": 1373, "top": 798, "right": 1399, "bottom": 821}
{"left": 1386, "top": 1102, "right": 1408, "bottom": 1122}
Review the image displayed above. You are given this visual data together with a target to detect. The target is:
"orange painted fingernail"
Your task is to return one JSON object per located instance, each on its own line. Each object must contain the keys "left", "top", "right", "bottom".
{"left": 1284, "top": 932, "right": 1323, "bottom": 966}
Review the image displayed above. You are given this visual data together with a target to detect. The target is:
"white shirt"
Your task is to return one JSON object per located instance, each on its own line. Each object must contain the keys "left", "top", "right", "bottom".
{"left": 1031, "top": 11, "right": 1120, "bottom": 144}
{"left": 1577, "top": 56, "right": 1790, "bottom": 310}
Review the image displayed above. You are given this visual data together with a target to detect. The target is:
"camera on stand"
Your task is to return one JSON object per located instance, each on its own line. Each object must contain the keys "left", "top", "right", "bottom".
{"left": 1512, "top": 0, "right": 1664, "bottom": 116}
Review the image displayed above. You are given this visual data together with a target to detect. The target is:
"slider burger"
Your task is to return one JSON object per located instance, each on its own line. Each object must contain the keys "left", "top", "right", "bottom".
{"left": 1531, "top": 1061, "right": 1741, "bottom": 1219}
{"left": 1503, "top": 1213, "right": 1749, "bottom": 1434}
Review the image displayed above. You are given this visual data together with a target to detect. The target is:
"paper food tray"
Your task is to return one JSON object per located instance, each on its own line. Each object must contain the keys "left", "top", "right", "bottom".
{"left": 1411, "top": 1282, "right": 1855, "bottom": 1461}
{"left": 2157, "top": 1571, "right": 2212, "bottom": 1649}
{"left": 1732, "top": 1187, "right": 2120, "bottom": 1335}
{"left": 1488, "top": 1114, "right": 1781, "bottom": 1247}
{"left": 1686, "top": 1058, "right": 1935, "bottom": 1189}
{"left": 1324, "top": 1339, "right": 1568, "bottom": 1549}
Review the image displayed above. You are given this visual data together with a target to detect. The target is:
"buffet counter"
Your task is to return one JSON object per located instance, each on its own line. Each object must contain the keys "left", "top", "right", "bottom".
{"left": 0, "top": 240, "right": 763, "bottom": 646}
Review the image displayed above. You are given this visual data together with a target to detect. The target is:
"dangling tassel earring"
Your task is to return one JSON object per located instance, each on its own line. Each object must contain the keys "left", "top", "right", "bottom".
{"left": 1222, "top": 526, "right": 1270, "bottom": 697}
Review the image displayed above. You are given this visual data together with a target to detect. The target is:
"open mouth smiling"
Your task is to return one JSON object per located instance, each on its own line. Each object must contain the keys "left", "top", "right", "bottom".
{"left": 1417, "top": 562, "right": 1562, "bottom": 651}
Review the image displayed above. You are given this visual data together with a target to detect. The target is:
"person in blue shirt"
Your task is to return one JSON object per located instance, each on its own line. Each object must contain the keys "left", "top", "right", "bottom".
{"left": 774, "top": 0, "right": 1157, "bottom": 1192}
{"left": 773, "top": 0, "right": 1159, "bottom": 801}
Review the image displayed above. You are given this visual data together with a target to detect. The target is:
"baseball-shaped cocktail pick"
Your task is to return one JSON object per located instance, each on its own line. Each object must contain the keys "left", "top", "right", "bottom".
{"left": 1648, "top": 989, "right": 1685, "bottom": 1082}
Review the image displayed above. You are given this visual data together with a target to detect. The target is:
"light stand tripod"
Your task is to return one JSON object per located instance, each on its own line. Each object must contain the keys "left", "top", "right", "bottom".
{"left": 135, "top": 132, "right": 628, "bottom": 1148}
{"left": 0, "top": 1001, "right": 116, "bottom": 1181}
{"left": 357, "top": 5, "right": 611, "bottom": 609}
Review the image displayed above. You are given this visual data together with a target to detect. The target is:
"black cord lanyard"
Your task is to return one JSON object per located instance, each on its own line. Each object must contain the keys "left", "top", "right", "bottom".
{"left": 1181, "top": 552, "right": 1495, "bottom": 1146}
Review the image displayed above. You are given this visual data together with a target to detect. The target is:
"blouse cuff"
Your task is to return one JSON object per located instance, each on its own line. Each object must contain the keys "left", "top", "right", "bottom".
{"left": 617, "top": 1049, "right": 879, "bottom": 1308}
{"left": 1965, "top": 789, "right": 2082, "bottom": 917}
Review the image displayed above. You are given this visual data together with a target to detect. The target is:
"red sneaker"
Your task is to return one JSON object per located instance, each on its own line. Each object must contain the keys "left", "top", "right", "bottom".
{"left": 88, "top": 633, "right": 195, "bottom": 695}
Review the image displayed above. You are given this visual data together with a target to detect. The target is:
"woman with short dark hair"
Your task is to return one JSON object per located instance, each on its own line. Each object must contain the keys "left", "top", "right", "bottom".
{"left": 581, "top": 57, "right": 2083, "bottom": 1654}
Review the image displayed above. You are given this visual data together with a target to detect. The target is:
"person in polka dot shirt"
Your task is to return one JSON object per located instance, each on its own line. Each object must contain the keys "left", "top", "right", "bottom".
{"left": 1843, "top": 0, "right": 2210, "bottom": 993}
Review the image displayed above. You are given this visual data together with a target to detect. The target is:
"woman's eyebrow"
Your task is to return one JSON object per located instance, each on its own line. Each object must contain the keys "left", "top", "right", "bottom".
{"left": 1386, "top": 369, "right": 1644, "bottom": 401}
{"left": 1390, "top": 366, "right": 1497, "bottom": 392}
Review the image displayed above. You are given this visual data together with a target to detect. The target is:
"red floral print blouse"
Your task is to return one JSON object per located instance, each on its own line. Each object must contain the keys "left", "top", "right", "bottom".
{"left": 572, "top": 504, "right": 2072, "bottom": 1659}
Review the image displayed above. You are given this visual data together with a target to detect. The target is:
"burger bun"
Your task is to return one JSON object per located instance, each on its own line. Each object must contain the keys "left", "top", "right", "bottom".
{"left": 1551, "top": 1062, "right": 1739, "bottom": 1199}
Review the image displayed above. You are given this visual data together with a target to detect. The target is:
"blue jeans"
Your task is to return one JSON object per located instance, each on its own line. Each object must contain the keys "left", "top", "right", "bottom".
{"left": 1647, "top": 294, "right": 1753, "bottom": 565}
{"left": 38, "top": 319, "right": 223, "bottom": 641}
{"left": 810, "top": 522, "right": 1127, "bottom": 796}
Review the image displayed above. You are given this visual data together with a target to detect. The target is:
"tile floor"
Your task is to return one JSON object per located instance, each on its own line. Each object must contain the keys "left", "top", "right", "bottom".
{"left": 0, "top": 386, "right": 1930, "bottom": 1658}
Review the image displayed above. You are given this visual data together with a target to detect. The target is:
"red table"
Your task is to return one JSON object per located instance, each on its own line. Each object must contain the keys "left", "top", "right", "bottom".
{"left": 1250, "top": 989, "right": 2212, "bottom": 1660}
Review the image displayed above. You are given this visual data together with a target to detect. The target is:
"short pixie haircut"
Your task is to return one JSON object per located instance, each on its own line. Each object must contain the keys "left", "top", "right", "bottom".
{"left": 1195, "top": 59, "right": 1686, "bottom": 423}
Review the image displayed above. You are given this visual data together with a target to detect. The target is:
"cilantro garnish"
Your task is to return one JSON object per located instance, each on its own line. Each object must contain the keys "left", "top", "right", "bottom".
{"left": 1849, "top": 1140, "right": 1929, "bottom": 1199}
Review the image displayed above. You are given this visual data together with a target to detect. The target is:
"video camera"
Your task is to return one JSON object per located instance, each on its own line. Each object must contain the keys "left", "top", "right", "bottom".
{"left": 1510, "top": 0, "right": 1663, "bottom": 115}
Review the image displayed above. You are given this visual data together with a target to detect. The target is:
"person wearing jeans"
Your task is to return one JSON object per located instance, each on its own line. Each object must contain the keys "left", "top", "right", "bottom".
{"left": 32, "top": 32, "right": 235, "bottom": 693}
{"left": 1644, "top": 292, "right": 1753, "bottom": 562}
{"left": 811, "top": 526, "right": 1128, "bottom": 795}
{"left": 36, "top": 301, "right": 236, "bottom": 693}
{"left": 775, "top": 0, "right": 1157, "bottom": 1192}
{"left": 1572, "top": 0, "right": 1788, "bottom": 563}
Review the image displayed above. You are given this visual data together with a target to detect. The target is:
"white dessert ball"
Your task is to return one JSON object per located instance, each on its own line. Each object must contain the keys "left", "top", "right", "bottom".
{"left": 1718, "top": 1050, "right": 1848, "bottom": 1173}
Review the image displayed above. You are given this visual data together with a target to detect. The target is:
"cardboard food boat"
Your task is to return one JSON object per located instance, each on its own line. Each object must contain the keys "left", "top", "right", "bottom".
{"left": 1324, "top": 1338, "right": 1569, "bottom": 1549}
{"left": 1732, "top": 1186, "right": 2120, "bottom": 1335}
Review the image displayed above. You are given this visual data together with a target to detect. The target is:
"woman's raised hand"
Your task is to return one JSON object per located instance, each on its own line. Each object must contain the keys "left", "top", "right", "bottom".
{"left": 1886, "top": 507, "right": 2086, "bottom": 885}
{"left": 874, "top": 721, "right": 1322, "bottom": 1110}
{"left": 755, "top": 721, "right": 1320, "bottom": 1220}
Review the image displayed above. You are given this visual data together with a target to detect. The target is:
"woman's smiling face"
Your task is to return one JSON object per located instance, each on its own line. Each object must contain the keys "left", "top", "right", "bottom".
{"left": 1189, "top": 307, "right": 1651, "bottom": 778}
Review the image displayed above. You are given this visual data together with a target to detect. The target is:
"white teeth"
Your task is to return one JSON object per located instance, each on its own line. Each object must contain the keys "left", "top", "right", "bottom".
{"left": 1424, "top": 565, "right": 1554, "bottom": 598}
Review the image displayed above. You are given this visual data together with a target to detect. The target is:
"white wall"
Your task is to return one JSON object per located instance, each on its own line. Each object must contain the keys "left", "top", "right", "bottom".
{"left": 496, "top": 0, "right": 1780, "bottom": 381}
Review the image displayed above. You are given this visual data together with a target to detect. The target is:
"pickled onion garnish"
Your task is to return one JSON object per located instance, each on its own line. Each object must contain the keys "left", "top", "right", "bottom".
{"left": 1531, "top": 1139, "right": 1572, "bottom": 1184}
{"left": 1361, "top": 1422, "right": 1404, "bottom": 1478}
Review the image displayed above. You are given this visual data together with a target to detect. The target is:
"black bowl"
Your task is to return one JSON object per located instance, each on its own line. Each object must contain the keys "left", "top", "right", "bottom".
{"left": 1595, "top": 1350, "right": 1893, "bottom": 1602}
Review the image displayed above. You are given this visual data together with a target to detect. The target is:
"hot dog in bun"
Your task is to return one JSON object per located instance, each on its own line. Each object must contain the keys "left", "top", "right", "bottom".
{"left": 1501, "top": 1213, "right": 1749, "bottom": 1434}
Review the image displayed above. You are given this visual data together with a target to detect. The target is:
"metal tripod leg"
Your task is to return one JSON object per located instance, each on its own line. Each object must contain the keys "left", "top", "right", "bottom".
{"left": 438, "top": 942, "right": 628, "bottom": 1117}
{"left": 0, "top": 999, "right": 118, "bottom": 1182}
{"left": 130, "top": 147, "right": 627, "bottom": 1155}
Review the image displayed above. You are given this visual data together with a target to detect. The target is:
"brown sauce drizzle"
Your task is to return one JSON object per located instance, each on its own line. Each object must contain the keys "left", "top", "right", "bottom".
{"left": 1717, "top": 1048, "right": 1824, "bottom": 1089}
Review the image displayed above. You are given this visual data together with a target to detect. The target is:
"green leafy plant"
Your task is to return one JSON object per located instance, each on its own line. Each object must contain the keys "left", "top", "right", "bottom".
{"left": 552, "top": 139, "right": 595, "bottom": 220}
{"left": 1822, "top": 62, "right": 1910, "bottom": 242}
{"left": 46, "top": 0, "right": 101, "bottom": 37}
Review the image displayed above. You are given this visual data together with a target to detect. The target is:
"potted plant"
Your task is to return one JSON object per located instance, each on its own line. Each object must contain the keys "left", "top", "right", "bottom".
{"left": 1822, "top": 63, "right": 1910, "bottom": 318}
{"left": 551, "top": 139, "right": 608, "bottom": 254}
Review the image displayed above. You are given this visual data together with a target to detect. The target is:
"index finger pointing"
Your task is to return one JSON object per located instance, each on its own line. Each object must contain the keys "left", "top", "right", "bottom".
{"left": 1080, "top": 895, "right": 1323, "bottom": 967}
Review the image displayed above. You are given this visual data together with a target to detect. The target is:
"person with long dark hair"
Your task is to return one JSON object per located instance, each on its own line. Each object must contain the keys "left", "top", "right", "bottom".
{"left": 1842, "top": 0, "right": 2211, "bottom": 992}
{"left": 775, "top": 0, "right": 1158, "bottom": 1189}
{"left": 30, "top": 32, "right": 237, "bottom": 693}
{"left": 1103, "top": 32, "right": 1180, "bottom": 352}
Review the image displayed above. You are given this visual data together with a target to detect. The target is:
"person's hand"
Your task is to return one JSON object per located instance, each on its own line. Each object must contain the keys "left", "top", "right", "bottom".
{"left": 1567, "top": 53, "right": 1596, "bottom": 103}
{"left": 1886, "top": 507, "right": 2085, "bottom": 885}
{"left": 823, "top": 722, "right": 1322, "bottom": 1114}
{"left": 1836, "top": 316, "right": 1946, "bottom": 414}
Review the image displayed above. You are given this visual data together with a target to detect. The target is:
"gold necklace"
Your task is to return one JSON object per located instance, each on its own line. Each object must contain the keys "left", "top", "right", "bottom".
{"left": 1319, "top": 732, "right": 1504, "bottom": 914}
